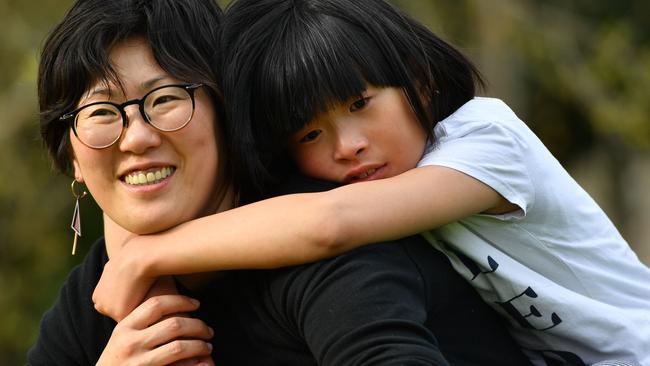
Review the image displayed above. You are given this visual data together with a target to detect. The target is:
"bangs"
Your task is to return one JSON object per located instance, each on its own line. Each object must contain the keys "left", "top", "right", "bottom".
{"left": 223, "top": 0, "right": 481, "bottom": 194}
{"left": 250, "top": 11, "right": 400, "bottom": 144}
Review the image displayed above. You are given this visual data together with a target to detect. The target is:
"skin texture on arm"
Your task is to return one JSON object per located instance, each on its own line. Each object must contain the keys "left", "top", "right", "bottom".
{"left": 94, "top": 165, "right": 515, "bottom": 320}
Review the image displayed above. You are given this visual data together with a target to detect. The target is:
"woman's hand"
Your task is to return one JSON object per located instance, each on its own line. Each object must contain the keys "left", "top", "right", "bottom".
{"left": 96, "top": 294, "right": 214, "bottom": 366}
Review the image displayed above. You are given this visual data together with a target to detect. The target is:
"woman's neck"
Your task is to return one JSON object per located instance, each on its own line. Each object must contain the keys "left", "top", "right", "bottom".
{"left": 103, "top": 213, "right": 135, "bottom": 258}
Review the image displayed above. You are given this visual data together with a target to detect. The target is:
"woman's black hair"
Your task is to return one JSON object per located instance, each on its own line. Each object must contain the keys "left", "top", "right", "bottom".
{"left": 39, "top": 0, "right": 226, "bottom": 176}
{"left": 222, "top": 0, "right": 484, "bottom": 196}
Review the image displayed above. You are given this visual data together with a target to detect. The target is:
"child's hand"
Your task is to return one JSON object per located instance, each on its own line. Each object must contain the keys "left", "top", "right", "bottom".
{"left": 93, "top": 240, "right": 157, "bottom": 321}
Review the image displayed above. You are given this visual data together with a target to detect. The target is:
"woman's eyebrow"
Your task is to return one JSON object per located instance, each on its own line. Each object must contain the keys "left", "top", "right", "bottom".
{"left": 141, "top": 75, "right": 171, "bottom": 89}
{"left": 85, "top": 75, "right": 171, "bottom": 99}
{"left": 87, "top": 87, "right": 111, "bottom": 98}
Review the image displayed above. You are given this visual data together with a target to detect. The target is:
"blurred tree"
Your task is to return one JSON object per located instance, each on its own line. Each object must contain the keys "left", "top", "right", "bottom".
{"left": 393, "top": 0, "right": 650, "bottom": 250}
{"left": 2, "top": 0, "right": 648, "bottom": 364}
{"left": 0, "top": 0, "right": 100, "bottom": 364}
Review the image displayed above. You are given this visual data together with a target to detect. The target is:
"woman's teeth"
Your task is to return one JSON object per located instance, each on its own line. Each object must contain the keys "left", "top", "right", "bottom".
{"left": 124, "top": 167, "right": 174, "bottom": 185}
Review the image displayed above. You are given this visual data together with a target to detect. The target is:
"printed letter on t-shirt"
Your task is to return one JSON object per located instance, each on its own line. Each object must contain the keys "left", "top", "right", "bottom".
{"left": 440, "top": 238, "right": 564, "bottom": 332}
{"left": 496, "top": 287, "right": 562, "bottom": 331}
{"left": 445, "top": 245, "right": 499, "bottom": 280}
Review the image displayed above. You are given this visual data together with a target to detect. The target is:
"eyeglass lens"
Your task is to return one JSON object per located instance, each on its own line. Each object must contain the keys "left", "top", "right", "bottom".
{"left": 74, "top": 86, "right": 194, "bottom": 148}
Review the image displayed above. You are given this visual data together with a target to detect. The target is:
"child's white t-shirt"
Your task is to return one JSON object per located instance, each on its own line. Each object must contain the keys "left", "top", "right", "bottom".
{"left": 417, "top": 97, "right": 650, "bottom": 365}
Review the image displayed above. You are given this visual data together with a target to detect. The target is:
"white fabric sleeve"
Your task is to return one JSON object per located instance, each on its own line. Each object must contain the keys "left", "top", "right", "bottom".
{"left": 417, "top": 120, "right": 534, "bottom": 220}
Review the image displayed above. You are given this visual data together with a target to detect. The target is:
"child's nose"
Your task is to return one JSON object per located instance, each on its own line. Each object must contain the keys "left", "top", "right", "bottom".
{"left": 334, "top": 132, "right": 368, "bottom": 161}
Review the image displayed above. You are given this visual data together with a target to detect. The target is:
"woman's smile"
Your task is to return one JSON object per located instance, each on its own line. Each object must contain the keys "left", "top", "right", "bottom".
{"left": 122, "top": 166, "right": 176, "bottom": 186}
{"left": 69, "top": 37, "right": 233, "bottom": 234}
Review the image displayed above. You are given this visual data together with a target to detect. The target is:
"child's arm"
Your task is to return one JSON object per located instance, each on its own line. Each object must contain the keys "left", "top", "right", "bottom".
{"left": 98, "top": 215, "right": 180, "bottom": 321}
{"left": 94, "top": 165, "right": 516, "bottom": 320}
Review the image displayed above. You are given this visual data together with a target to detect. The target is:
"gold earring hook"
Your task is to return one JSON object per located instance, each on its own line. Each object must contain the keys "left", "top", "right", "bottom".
{"left": 71, "top": 180, "right": 88, "bottom": 200}
{"left": 70, "top": 180, "right": 87, "bottom": 256}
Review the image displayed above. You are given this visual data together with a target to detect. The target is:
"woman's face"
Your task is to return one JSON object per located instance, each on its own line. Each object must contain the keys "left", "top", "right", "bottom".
{"left": 70, "top": 38, "right": 233, "bottom": 234}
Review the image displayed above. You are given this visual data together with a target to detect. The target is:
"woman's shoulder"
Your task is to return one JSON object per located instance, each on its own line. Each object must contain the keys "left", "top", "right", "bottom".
{"left": 50, "top": 236, "right": 110, "bottom": 319}
{"left": 62, "top": 237, "right": 109, "bottom": 294}
{"left": 27, "top": 237, "right": 114, "bottom": 365}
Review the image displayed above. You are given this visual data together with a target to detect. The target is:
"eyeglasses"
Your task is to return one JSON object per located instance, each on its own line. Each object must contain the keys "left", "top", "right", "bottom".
{"left": 60, "top": 83, "right": 203, "bottom": 149}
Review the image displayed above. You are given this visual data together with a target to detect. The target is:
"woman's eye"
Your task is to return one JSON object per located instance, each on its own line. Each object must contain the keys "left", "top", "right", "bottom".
{"left": 152, "top": 95, "right": 178, "bottom": 107}
{"left": 350, "top": 97, "right": 370, "bottom": 112}
{"left": 299, "top": 129, "right": 322, "bottom": 143}
{"left": 89, "top": 108, "right": 117, "bottom": 117}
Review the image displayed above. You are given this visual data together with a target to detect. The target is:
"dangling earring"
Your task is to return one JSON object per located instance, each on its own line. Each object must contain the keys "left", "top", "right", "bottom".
{"left": 70, "top": 180, "right": 87, "bottom": 255}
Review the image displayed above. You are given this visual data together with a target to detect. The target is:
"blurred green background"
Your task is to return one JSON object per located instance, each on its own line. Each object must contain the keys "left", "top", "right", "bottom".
{"left": 1, "top": 0, "right": 649, "bottom": 364}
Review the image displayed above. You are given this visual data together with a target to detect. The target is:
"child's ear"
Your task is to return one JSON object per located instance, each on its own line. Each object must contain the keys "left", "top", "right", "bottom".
{"left": 417, "top": 82, "right": 436, "bottom": 107}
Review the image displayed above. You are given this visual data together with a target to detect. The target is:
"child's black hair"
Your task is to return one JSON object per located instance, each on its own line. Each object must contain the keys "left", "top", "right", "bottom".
{"left": 222, "top": 0, "right": 483, "bottom": 195}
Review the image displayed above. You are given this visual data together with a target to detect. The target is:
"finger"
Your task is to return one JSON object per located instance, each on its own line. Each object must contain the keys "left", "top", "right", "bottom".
{"left": 145, "top": 276, "right": 178, "bottom": 298}
{"left": 168, "top": 358, "right": 198, "bottom": 366}
{"left": 168, "top": 355, "right": 215, "bottom": 366}
{"left": 196, "top": 355, "right": 216, "bottom": 366}
{"left": 143, "top": 316, "right": 214, "bottom": 349}
{"left": 147, "top": 339, "right": 213, "bottom": 366}
{"left": 121, "top": 295, "right": 200, "bottom": 330}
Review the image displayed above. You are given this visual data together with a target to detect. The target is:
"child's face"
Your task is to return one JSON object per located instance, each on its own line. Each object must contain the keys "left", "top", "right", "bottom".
{"left": 288, "top": 86, "right": 428, "bottom": 184}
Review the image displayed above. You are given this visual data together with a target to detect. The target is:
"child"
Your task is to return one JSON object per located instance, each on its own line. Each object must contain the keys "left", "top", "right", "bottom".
{"left": 95, "top": 0, "right": 650, "bottom": 364}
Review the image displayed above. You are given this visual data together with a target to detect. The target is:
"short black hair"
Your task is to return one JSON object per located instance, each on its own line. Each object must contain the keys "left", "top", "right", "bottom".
{"left": 222, "top": 0, "right": 484, "bottom": 195}
{"left": 39, "top": 0, "right": 225, "bottom": 175}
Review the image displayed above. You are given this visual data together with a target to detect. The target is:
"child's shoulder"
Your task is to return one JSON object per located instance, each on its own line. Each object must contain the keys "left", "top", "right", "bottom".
{"left": 436, "top": 97, "right": 528, "bottom": 140}
{"left": 434, "top": 97, "right": 525, "bottom": 138}
{"left": 444, "top": 97, "right": 518, "bottom": 125}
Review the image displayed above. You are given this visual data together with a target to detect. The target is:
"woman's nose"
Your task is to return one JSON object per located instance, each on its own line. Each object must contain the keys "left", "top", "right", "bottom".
{"left": 118, "top": 105, "right": 162, "bottom": 154}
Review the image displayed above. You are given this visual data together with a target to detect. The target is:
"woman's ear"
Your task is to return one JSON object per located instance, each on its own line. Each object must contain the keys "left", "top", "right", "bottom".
{"left": 72, "top": 158, "right": 84, "bottom": 183}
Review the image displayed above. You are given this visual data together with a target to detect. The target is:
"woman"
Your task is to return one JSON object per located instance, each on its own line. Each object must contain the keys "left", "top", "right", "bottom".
{"left": 28, "top": 0, "right": 532, "bottom": 365}
{"left": 30, "top": 0, "right": 227, "bottom": 364}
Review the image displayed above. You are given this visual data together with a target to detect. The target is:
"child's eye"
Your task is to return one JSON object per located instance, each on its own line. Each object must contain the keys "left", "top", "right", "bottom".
{"left": 299, "top": 129, "right": 322, "bottom": 143}
{"left": 350, "top": 97, "right": 370, "bottom": 112}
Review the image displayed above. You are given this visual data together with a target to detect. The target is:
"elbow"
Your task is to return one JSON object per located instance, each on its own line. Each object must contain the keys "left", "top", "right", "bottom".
{"left": 310, "top": 194, "right": 350, "bottom": 257}
{"left": 312, "top": 223, "right": 344, "bottom": 257}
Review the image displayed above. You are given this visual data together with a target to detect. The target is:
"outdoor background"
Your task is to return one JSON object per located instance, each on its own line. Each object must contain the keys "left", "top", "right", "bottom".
{"left": 1, "top": 0, "right": 649, "bottom": 364}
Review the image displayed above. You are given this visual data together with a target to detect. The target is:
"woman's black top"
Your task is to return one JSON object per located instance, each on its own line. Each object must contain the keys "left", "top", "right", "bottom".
{"left": 28, "top": 178, "right": 531, "bottom": 365}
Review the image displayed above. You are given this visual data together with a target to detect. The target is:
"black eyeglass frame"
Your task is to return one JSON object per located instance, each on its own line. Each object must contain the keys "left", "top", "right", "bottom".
{"left": 59, "top": 83, "right": 203, "bottom": 149}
